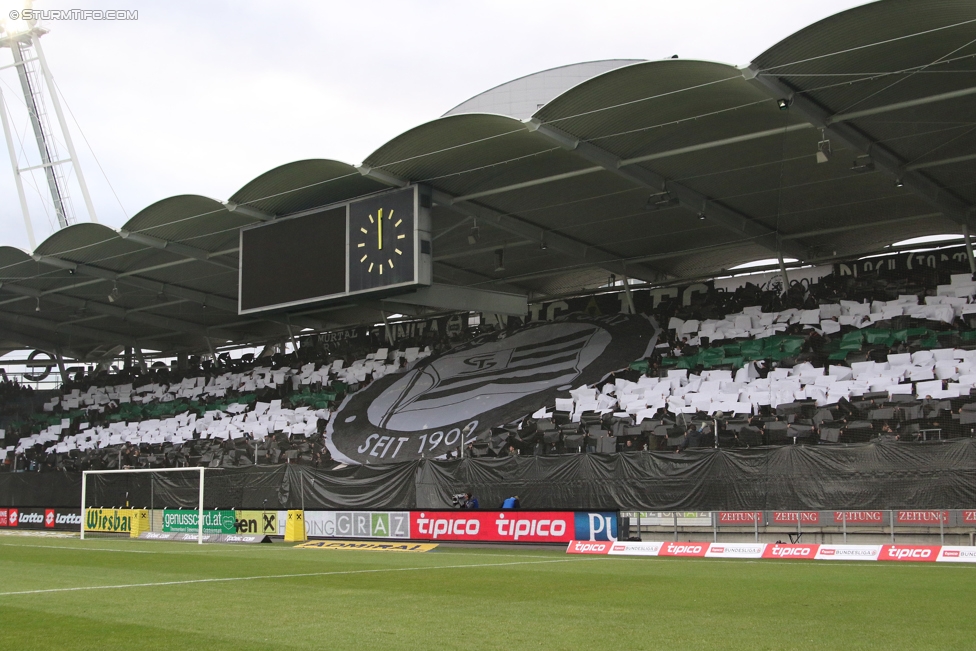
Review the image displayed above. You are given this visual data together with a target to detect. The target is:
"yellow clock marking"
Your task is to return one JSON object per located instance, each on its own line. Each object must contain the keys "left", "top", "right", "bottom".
{"left": 360, "top": 227, "right": 367, "bottom": 234}
{"left": 377, "top": 208, "right": 383, "bottom": 250}
{"left": 368, "top": 262, "right": 374, "bottom": 272}
{"left": 397, "top": 234, "right": 405, "bottom": 239}
{"left": 395, "top": 248, "right": 402, "bottom": 255}
{"left": 395, "top": 219, "right": 402, "bottom": 227}
{"left": 388, "top": 259, "right": 394, "bottom": 268}
{"left": 368, "top": 214, "right": 374, "bottom": 223}
{"left": 379, "top": 265, "right": 383, "bottom": 275}
{"left": 357, "top": 242, "right": 365, "bottom": 248}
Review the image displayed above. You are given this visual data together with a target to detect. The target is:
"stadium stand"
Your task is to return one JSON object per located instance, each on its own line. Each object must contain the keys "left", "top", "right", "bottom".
{"left": 7, "top": 251, "right": 976, "bottom": 471}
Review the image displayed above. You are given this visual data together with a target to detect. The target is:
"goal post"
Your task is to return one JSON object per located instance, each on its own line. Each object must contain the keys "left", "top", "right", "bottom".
{"left": 81, "top": 467, "right": 210, "bottom": 544}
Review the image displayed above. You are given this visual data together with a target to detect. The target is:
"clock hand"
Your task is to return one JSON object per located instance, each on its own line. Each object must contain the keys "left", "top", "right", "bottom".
{"left": 377, "top": 208, "right": 383, "bottom": 251}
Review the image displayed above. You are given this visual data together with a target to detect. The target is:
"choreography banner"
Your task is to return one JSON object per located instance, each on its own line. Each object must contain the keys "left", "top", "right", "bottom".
{"left": 328, "top": 313, "right": 658, "bottom": 464}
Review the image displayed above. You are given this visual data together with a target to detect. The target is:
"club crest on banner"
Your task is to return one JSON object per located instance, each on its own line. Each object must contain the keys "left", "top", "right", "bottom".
{"left": 327, "top": 313, "right": 658, "bottom": 464}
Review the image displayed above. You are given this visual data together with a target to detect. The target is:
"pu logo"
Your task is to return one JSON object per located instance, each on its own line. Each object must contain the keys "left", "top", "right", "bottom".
{"left": 583, "top": 513, "right": 617, "bottom": 541}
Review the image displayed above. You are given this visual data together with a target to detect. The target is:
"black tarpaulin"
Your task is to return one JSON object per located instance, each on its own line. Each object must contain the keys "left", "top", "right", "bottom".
{"left": 3, "top": 440, "right": 975, "bottom": 511}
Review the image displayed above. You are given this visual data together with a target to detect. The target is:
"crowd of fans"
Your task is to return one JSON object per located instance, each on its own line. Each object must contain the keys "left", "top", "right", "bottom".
{"left": 5, "top": 261, "right": 976, "bottom": 470}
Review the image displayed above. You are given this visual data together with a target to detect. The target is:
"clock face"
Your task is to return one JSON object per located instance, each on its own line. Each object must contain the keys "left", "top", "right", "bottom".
{"left": 348, "top": 187, "right": 416, "bottom": 293}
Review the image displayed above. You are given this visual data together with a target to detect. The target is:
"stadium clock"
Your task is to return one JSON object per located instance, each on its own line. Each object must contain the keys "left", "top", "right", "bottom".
{"left": 348, "top": 187, "right": 419, "bottom": 293}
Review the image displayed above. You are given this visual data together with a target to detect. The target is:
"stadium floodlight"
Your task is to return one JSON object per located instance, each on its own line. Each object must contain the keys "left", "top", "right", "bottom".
{"left": 494, "top": 248, "right": 505, "bottom": 272}
{"left": 851, "top": 155, "right": 875, "bottom": 173}
{"left": 0, "top": 2, "right": 32, "bottom": 38}
{"left": 467, "top": 218, "right": 480, "bottom": 245}
{"left": 777, "top": 98, "right": 790, "bottom": 110}
{"left": 644, "top": 191, "right": 678, "bottom": 211}
{"left": 81, "top": 467, "right": 214, "bottom": 544}
{"left": 816, "top": 137, "right": 831, "bottom": 164}
{"left": 895, "top": 177, "right": 905, "bottom": 188}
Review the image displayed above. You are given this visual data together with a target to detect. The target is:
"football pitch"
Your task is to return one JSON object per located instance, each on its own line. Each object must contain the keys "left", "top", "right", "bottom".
{"left": 1, "top": 534, "right": 974, "bottom": 651}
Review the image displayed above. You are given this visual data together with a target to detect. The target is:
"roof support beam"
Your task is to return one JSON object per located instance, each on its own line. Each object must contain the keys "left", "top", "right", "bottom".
{"left": 358, "top": 166, "right": 669, "bottom": 284}
{"left": 829, "top": 84, "right": 976, "bottom": 124}
{"left": 0, "top": 326, "right": 66, "bottom": 355}
{"left": 33, "top": 254, "right": 240, "bottom": 313}
{"left": 435, "top": 197, "right": 668, "bottom": 284}
{"left": 0, "top": 282, "right": 243, "bottom": 342}
{"left": 118, "top": 230, "right": 238, "bottom": 270}
{"left": 0, "top": 308, "right": 168, "bottom": 350}
{"left": 223, "top": 201, "right": 274, "bottom": 221}
{"left": 524, "top": 118, "right": 811, "bottom": 263}
{"left": 743, "top": 66, "right": 974, "bottom": 227}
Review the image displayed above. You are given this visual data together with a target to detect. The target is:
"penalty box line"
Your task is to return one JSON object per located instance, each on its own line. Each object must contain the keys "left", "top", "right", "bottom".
{"left": 0, "top": 557, "right": 580, "bottom": 597}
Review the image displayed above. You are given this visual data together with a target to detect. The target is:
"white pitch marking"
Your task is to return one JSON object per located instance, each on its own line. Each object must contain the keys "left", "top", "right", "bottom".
{"left": 0, "top": 558, "right": 576, "bottom": 597}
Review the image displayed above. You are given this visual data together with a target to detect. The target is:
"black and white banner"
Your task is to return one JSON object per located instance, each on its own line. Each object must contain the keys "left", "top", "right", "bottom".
{"left": 327, "top": 313, "right": 658, "bottom": 464}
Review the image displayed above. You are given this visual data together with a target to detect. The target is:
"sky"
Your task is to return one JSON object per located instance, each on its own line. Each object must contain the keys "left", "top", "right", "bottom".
{"left": 0, "top": 0, "right": 873, "bottom": 251}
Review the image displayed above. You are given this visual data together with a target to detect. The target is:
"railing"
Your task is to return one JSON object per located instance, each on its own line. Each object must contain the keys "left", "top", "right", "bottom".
{"left": 619, "top": 509, "right": 976, "bottom": 546}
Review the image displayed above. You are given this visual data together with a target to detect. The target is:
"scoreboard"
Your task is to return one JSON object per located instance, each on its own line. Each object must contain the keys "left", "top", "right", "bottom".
{"left": 238, "top": 186, "right": 431, "bottom": 315}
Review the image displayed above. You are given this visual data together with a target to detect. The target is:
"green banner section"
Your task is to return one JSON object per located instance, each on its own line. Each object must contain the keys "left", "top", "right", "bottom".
{"left": 161, "top": 509, "right": 236, "bottom": 534}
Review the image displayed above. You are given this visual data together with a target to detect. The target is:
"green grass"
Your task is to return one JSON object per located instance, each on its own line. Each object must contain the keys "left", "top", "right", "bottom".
{"left": 1, "top": 534, "right": 974, "bottom": 650}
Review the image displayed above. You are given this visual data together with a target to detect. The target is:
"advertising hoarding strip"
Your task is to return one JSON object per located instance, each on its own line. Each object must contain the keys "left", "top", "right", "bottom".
{"left": 566, "top": 542, "right": 976, "bottom": 562}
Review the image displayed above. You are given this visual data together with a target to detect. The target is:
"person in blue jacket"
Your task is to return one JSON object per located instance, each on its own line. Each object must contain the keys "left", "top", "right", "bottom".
{"left": 463, "top": 493, "right": 479, "bottom": 509}
{"left": 501, "top": 495, "right": 520, "bottom": 509}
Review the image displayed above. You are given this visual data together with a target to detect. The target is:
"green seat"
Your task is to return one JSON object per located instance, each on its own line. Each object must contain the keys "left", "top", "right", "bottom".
{"left": 629, "top": 360, "right": 650, "bottom": 373}
{"left": 739, "top": 339, "right": 765, "bottom": 357}
{"left": 863, "top": 329, "right": 891, "bottom": 345}
{"left": 780, "top": 337, "right": 805, "bottom": 354}
{"left": 828, "top": 351, "right": 849, "bottom": 361}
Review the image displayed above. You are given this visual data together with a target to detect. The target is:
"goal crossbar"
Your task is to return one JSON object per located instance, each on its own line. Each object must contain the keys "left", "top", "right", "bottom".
{"left": 81, "top": 467, "right": 219, "bottom": 544}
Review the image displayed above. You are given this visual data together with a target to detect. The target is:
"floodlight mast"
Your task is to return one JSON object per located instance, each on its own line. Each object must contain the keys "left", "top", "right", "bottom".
{"left": 0, "top": 4, "right": 98, "bottom": 250}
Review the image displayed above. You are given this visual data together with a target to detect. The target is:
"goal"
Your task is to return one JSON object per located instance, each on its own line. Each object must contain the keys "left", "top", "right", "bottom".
{"left": 81, "top": 467, "right": 217, "bottom": 544}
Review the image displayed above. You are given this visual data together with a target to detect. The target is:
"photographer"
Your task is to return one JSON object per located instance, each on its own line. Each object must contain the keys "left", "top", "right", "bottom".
{"left": 463, "top": 492, "right": 479, "bottom": 509}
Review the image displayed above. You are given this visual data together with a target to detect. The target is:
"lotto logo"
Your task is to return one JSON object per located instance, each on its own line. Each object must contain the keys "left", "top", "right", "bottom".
{"left": 45, "top": 510, "right": 55, "bottom": 528}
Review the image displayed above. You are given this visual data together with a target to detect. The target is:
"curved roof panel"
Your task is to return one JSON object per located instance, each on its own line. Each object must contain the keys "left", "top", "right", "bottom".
{"left": 0, "top": 0, "right": 973, "bottom": 358}
{"left": 444, "top": 59, "right": 644, "bottom": 120}
{"left": 229, "top": 159, "right": 387, "bottom": 217}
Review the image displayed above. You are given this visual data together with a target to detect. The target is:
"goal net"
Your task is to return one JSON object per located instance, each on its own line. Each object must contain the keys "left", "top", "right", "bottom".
{"left": 81, "top": 467, "right": 235, "bottom": 544}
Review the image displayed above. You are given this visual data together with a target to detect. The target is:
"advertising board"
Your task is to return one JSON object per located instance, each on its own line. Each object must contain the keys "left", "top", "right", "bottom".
{"left": 304, "top": 511, "right": 411, "bottom": 539}
{"left": 569, "top": 541, "right": 976, "bottom": 563}
{"left": 85, "top": 508, "right": 149, "bottom": 535}
{"left": 161, "top": 510, "right": 236, "bottom": 535}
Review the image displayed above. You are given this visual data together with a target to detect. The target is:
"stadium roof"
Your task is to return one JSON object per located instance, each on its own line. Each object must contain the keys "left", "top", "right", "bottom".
{"left": 0, "top": 0, "right": 974, "bottom": 360}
